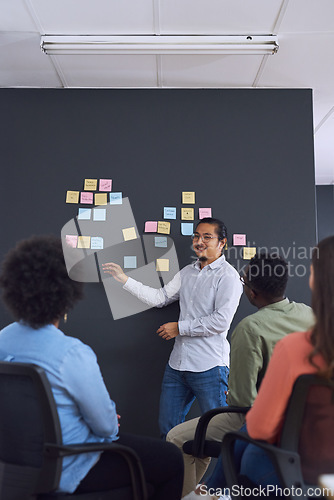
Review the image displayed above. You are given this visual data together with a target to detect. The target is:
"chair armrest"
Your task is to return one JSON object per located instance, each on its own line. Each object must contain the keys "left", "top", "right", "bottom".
{"left": 192, "top": 406, "right": 250, "bottom": 458}
{"left": 221, "top": 431, "right": 306, "bottom": 499}
{"left": 44, "top": 442, "right": 147, "bottom": 500}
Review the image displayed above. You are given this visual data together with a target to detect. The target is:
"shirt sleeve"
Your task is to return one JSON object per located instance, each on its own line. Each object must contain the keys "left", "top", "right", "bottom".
{"left": 227, "top": 322, "right": 263, "bottom": 407}
{"left": 246, "top": 339, "right": 295, "bottom": 443}
{"left": 178, "top": 272, "right": 242, "bottom": 337}
{"left": 61, "top": 343, "right": 119, "bottom": 439}
{"left": 123, "top": 273, "right": 181, "bottom": 308}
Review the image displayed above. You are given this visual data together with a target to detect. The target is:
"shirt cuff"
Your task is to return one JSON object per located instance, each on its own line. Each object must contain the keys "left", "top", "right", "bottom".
{"left": 178, "top": 320, "right": 189, "bottom": 336}
{"left": 123, "top": 276, "right": 135, "bottom": 291}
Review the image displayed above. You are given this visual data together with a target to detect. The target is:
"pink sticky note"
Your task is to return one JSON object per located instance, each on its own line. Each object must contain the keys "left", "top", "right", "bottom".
{"left": 199, "top": 208, "right": 212, "bottom": 219}
{"left": 145, "top": 221, "right": 158, "bottom": 233}
{"left": 233, "top": 234, "right": 247, "bottom": 246}
{"left": 99, "top": 179, "right": 112, "bottom": 191}
{"left": 80, "top": 192, "right": 93, "bottom": 204}
{"left": 65, "top": 235, "right": 78, "bottom": 248}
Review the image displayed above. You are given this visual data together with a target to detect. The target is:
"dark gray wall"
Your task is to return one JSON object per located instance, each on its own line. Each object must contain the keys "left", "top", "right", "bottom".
{"left": 316, "top": 185, "right": 334, "bottom": 241}
{"left": 0, "top": 89, "right": 316, "bottom": 436}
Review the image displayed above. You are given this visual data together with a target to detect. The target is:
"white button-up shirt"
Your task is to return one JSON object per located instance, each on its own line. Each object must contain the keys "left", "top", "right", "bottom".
{"left": 123, "top": 255, "right": 242, "bottom": 372}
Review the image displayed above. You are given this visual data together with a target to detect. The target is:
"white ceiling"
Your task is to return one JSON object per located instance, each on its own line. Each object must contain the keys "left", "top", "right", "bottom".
{"left": 1, "top": 0, "right": 334, "bottom": 184}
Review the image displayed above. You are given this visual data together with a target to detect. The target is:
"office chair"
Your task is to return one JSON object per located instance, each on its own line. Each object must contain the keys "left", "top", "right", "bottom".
{"left": 221, "top": 374, "right": 334, "bottom": 499}
{"left": 182, "top": 406, "right": 250, "bottom": 460}
{"left": 0, "top": 361, "right": 147, "bottom": 500}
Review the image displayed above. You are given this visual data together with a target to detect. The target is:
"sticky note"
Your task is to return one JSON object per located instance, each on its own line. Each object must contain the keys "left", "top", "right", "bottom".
{"left": 80, "top": 192, "right": 94, "bottom": 204}
{"left": 164, "top": 207, "right": 176, "bottom": 219}
{"left": 66, "top": 191, "right": 80, "bottom": 204}
{"left": 84, "top": 179, "right": 98, "bottom": 191}
{"left": 91, "top": 237, "right": 104, "bottom": 250}
{"left": 99, "top": 179, "right": 112, "bottom": 191}
{"left": 157, "top": 221, "right": 171, "bottom": 235}
{"left": 199, "top": 208, "right": 212, "bottom": 219}
{"left": 122, "top": 227, "right": 137, "bottom": 241}
{"left": 145, "top": 221, "right": 158, "bottom": 232}
{"left": 65, "top": 235, "right": 78, "bottom": 248}
{"left": 243, "top": 247, "right": 257, "bottom": 260}
{"left": 156, "top": 259, "right": 169, "bottom": 272}
{"left": 181, "top": 208, "right": 194, "bottom": 220}
{"left": 78, "top": 208, "right": 92, "bottom": 220}
{"left": 233, "top": 234, "right": 247, "bottom": 246}
{"left": 155, "top": 236, "right": 168, "bottom": 248}
{"left": 93, "top": 208, "right": 107, "bottom": 221}
{"left": 182, "top": 191, "right": 195, "bottom": 204}
{"left": 110, "top": 192, "right": 123, "bottom": 204}
{"left": 77, "top": 236, "right": 91, "bottom": 249}
{"left": 181, "top": 223, "right": 194, "bottom": 236}
{"left": 95, "top": 193, "right": 108, "bottom": 205}
{"left": 124, "top": 256, "right": 137, "bottom": 269}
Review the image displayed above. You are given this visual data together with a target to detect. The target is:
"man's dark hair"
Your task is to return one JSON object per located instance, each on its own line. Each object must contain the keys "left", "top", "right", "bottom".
{"left": 0, "top": 235, "right": 83, "bottom": 329}
{"left": 246, "top": 253, "right": 288, "bottom": 298}
{"left": 195, "top": 217, "right": 228, "bottom": 242}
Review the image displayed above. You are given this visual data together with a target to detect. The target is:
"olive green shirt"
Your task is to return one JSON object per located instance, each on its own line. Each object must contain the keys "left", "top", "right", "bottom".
{"left": 227, "top": 298, "right": 314, "bottom": 407}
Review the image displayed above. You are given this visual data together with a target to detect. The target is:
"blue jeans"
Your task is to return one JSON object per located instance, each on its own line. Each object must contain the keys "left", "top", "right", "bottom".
{"left": 206, "top": 424, "right": 281, "bottom": 492}
{"left": 159, "top": 364, "right": 229, "bottom": 439}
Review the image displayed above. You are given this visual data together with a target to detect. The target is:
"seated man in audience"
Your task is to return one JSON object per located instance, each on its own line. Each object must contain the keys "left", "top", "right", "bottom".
{"left": 166, "top": 253, "right": 314, "bottom": 499}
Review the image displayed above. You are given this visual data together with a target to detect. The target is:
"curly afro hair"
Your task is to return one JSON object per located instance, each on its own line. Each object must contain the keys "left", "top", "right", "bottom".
{"left": 0, "top": 235, "right": 83, "bottom": 329}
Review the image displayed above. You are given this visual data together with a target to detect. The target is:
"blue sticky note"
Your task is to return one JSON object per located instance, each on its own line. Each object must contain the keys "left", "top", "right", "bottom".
{"left": 110, "top": 192, "right": 123, "bottom": 204}
{"left": 155, "top": 236, "right": 168, "bottom": 248}
{"left": 124, "top": 256, "right": 137, "bottom": 269}
{"left": 78, "top": 208, "right": 92, "bottom": 220}
{"left": 164, "top": 207, "right": 176, "bottom": 219}
{"left": 181, "top": 223, "right": 194, "bottom": 236}
{"left": 93, "top": 208, "right": 106, "bottom": 221}
{"left": 91, "top": 237, "right": 104, "bottom": 250}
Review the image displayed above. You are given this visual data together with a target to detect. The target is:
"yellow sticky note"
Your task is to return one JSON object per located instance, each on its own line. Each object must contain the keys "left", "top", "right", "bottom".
{"left": 243, "top": 247, "right": 257, "bottom": 260}
{"left": 84, "top": 179, "right": 98, "bottom": 191}
{"left": 156, "top": 259, "right": 169, "bottom": 272}
{"left": 157, "top": 221, "right": 171, "bottom": 234}
{"left": 66, "top": 191, "right": 80, "bottom": 204}
{"left": 77, "top": 236, "right": 91, "bottom": 249}
{"left": 95, "top": 193, "right": 108, "bottom": 205}
{"left": 122, "top": 227, "right": 137, "bottom": 241}
{"left": 182, "top": 191, "right": 195, "bottom": 204}
{"left": 181, "top": 208, "right": 194, "bottom": 220}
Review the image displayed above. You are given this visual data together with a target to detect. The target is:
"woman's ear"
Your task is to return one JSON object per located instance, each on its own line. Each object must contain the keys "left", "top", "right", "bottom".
{"left": 309, "top": 264, "right": 314, "bottom": 291}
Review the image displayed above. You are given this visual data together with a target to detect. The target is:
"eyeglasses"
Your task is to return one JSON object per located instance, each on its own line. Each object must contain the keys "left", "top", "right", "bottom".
{"left": 191, "top": 234, "right": 219, "bottom": 243}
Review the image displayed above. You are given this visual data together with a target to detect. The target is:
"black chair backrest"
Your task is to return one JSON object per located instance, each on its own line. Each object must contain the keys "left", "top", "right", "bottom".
{"left": 279, "top": 374, "right": 334, "bottom": 485}
{"left": 0, "top": 361, "right": 63, "bottom": 493}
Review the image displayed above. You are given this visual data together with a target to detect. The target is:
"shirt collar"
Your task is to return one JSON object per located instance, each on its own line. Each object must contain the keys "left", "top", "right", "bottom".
{"left": 193, "top": 254, "right": 226, "bottom": 270}
{"left": 261, "top": 298, "right": 290, "bottom": 311}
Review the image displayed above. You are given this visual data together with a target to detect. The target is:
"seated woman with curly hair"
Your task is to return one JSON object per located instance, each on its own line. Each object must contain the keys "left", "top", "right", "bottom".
{"left": 0, "top": 235, "right": 183, "bottom": 499}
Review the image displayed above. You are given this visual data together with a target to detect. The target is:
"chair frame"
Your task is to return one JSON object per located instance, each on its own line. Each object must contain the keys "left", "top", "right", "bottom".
{"left": 221, "top": 374, "right": 334, "bottom": 500}
{"left": 182, "top": 406, "right": 250, "bottom": 459}
{"left": 0, "top": 361, "right": 147, "bottom": 500}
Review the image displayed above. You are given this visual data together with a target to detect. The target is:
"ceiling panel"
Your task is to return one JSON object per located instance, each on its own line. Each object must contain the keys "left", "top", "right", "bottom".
{"left": 160, "top": 0, "right": 283, "bottom": 34}
{"left": 161, "top": 54, "right": 263, "bottom": 87}
{"left": 53, "top": 54, "right": 158, "bottom": 87}
{"left": 0, "top": 0, "right": 37, "bottom": 31}
{"left": 314, "top": 117, "right": 334, "bottom": 184}
{"left": 257, "top": 33, "right": 334, "bottom": 91}
{"left": 0, "top": 33, "right": 61, "bottom": 87}
{"left": 27, "top": 0, "right": 155, "bottom": 35}
{"left": 278, "top": 0, "right": 334, "bottom": 33}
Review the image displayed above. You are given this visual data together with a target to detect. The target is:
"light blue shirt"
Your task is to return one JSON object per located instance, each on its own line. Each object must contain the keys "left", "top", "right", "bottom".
{"left": 0, "top": 322, "right": 118, "bottom": 493}
{"left": 124, "top": 255, "right": 242, "bottom": 371}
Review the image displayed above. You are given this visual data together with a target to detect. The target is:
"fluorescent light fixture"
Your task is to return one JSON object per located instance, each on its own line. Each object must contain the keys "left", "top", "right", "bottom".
{"left": 41, "top": 35, "right": 279, "bottom": 56}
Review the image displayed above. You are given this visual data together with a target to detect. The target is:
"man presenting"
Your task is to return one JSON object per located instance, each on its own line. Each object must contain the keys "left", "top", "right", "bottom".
{"left": 103, "top": 218, "right": 242, "bottom": 438}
